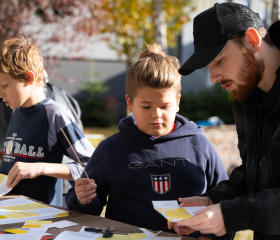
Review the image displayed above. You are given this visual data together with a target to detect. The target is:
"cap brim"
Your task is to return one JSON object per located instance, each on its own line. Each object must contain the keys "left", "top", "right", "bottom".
{"left": 179, "top": 41, "right": 228, "bottom": 76}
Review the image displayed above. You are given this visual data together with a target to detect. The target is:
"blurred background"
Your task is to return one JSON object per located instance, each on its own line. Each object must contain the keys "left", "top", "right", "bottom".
{"left": 1, "top": 0, "right": 276, "bottom": 128}
{"left": 1, "top": 1, "right": 279, "bottom": 239}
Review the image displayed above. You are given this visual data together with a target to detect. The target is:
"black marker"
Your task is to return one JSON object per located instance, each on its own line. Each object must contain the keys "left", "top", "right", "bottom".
{"left": 84, "top": 227, "right": 103, "bottom": 233}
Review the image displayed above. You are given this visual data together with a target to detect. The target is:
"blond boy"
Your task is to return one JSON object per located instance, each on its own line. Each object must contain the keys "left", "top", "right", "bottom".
{"left": 0, "top": 37, "right": 94, "bottom": 206}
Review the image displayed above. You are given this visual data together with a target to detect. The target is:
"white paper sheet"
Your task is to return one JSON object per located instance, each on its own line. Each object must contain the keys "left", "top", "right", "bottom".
{"left": 54, "top": 230, "right": 101, "bottom": 240}
{"left": 0, "top": 173, "right": 12, "bottom": 196}
{"left": 0, "top": 234, "right": 42, "bottom": 240}
{"left": 48, "top": 220, "right": 78, "bottom": 229}
{"left": 146, "top": 237, "right": 181, "bottom": 240}
{"left": 138, "top": 228, "right": 161, "bottom": 237}
{"left": 152, "top": 200, "right": 205, "bottom": 222}
{"left": 0, "top": 197, "right": 68, "bottom": 225}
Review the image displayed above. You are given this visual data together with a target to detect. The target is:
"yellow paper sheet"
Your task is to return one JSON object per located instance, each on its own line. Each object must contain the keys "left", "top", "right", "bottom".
{"left": 4, "top": 229, "right": 28, "bottom": 234}
{"left": 0, "top": 174, "right": 5, "bottom": 184}
{"left": 97, "top": 234, "right": 130, "bottom": 240}
{"left": 0, "top": 202, "right": 49, "bottom": 211}
{"left": 128, "top": 233, "right": 148, "bottom": 240}
{"left": 6, "top": 211, "right": 40, "bottom": 219}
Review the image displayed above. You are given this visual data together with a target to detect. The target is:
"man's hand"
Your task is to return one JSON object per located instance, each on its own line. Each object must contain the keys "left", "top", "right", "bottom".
{"left": 177, "top": 203, "right": 226, "bottom": 236}
{"left": 168, "top": 196, "right": 215, "bottom": 236}
{"left": 75, "top": 178, "right": 97, "bottom": 205}
{"left": 168, "top": 221, "right": 195, "bottom": 235}
{"left": 178, "top": 196, "right": 213, "bottom": 207}
{"left": 7, "top": 162, "right": 43, "bottom": 188}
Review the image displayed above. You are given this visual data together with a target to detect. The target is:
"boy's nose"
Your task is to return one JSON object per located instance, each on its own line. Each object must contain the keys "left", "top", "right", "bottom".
{"left": 152, "top": 108, "right": 162, "bottom": 118}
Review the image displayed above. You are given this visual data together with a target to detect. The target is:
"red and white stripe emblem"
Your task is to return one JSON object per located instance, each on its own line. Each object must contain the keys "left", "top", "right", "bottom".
{"left": 151, "top": 174, "right": 171, "bottom": 194}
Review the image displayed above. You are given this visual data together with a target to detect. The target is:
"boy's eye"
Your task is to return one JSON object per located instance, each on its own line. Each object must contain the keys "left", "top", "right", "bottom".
{"left": 1, "top": 85, "right": 7, "bottom": 88}
{"left": 142, "top": 106, "right": 150, "bottom": 109}
{"left": 161, "top": 106, "right": 168, "bottom": 109}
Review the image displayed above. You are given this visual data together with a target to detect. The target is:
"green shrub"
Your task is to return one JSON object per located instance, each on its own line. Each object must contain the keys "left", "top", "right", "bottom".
{"left": 179, "top": 85, "right": 235, "bottom": 124}
{"left": 79, "top": 82, "right": 120, "bottom": 127}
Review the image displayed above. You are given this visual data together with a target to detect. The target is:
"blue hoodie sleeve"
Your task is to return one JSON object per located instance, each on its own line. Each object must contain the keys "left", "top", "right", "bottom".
{"left": 65, "top": 141, "right": 110, "bottom": 215}
{"left": 202, "top": 136, "right": 229, "bottom": 191}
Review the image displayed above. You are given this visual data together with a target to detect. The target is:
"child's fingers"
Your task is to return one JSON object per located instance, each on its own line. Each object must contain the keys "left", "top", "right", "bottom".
{"left": 167, "top": 221, "right": 173, "bottom": 229}
{"left": 75, "top": 178, "right": 95, "bottom": 186}
{"left": 7, "top": 166, "right": 18, "bottom": 187}
{"left": 76, "top": 188, "right": 96, "bottom": 204}
{"left": 7, "top": 171, "right": 22, "bottom": 188}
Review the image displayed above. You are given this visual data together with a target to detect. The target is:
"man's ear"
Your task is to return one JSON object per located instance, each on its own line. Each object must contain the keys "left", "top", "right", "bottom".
{"left": 125, "top": 94, "right": 133, "bottom": 113}
{"left": 25, "top": 71, "right": 35, "bottom": 85}
{"left": 245, "top": 28, "right": 261, "bottom": 50}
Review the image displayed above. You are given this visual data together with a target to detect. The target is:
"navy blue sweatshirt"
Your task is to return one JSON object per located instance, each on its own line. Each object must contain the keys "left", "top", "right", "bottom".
{"left": 1, "top": 98, "right": 94, "bottom": 206}
{"left": 66, "top": 114, "right": 228, "bottom": 236}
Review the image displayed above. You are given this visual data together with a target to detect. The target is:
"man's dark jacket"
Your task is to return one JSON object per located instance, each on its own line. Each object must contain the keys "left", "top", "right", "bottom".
{"left": 205, "top": 67, "right": 280, "bottom": 240}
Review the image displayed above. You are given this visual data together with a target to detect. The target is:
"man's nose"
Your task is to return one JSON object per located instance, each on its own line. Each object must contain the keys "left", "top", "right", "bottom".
{"left": 209, "top": 69, "right": 222, "bottom": 84}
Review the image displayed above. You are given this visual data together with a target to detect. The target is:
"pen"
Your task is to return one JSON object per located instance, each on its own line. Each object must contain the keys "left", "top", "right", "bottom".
{"left": 84, "top": 227, "right": 102, "bottom": 232}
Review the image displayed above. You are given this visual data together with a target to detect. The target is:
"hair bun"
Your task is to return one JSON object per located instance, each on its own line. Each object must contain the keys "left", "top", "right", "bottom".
{"left": 139, "top": 44, "right": 165, "bottom": 59}
{"left": 268, "top": 20, "right": 280, "bottom": 49}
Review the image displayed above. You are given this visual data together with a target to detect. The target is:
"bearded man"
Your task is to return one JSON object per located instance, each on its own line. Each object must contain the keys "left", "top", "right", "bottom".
{"left": 168, "top": 3, "right": 280, "bottom": 240}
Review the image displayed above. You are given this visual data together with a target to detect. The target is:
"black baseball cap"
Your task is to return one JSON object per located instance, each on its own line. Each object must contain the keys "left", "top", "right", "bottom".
{"left": 179, "top": 2, "right": 264, "bottom": 76}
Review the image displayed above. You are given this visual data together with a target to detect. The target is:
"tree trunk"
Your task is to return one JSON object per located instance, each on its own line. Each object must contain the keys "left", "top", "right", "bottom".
{"left": 272, "top": 0, "right": 280, "bottom": 24}
{"left": 153, "top": 0, "right": 168, "bottom": 53}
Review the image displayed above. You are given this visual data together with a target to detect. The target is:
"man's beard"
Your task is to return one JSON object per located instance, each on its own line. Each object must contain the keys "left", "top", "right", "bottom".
{"left": 220, "top": 47, "right": 265, "bottom": 102}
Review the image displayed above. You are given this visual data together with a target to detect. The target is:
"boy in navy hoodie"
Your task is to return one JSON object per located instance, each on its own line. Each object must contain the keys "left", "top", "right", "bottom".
{"left": 66, "top": 44, "right": 229, "bottom": 239}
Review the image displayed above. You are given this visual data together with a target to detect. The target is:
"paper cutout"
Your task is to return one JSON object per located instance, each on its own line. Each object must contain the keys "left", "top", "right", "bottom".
{"left": 23, "top": 220, "right": 53, "bottom": 228}
{"left": 25, "top": 220, "right": 53, "bottom": 225}
{"left": 0, "top": 173, "right": 12, "bottom": 196}
{"left": 23, "top": 224, "right": 42, "bottom": 228}
{"left": 0, "top": 197, "right": 68, "bottom": 225}
{"left": 164, "top": 208, "right": 192, "bottom": 220}
{"left": 97, "top": 234, "right": 129, "bottom": 240}
{"left": 152, "top": 200, "right": 205, "bottom": 222}
{"left": 55, "top": 212, "right": 69, "bottom": 217}
{"left": 138, "top": 228, "right": 158, "bottom": 237}
{"left": 4, "top": 229, "right": 28, "bottom": 234}
{"left": 55, "top": 230, "right": 102, "bottom": 240}
{"left": 146, "top": 237, "right": 181, "bottom": 240}
{"left": 128, "top": 233, "right": 148, "bottom": 240}
{"left": 47, "top": 220, "right": 78, "bottom": 229}
{"left": 0, "top": 234, "right": 42, "bottom": 239}
{"left": 6, "top": 212, "right": 40, "bottom": 219}
{"left": 0, "top": 202, "right": 49, "bottom": 211}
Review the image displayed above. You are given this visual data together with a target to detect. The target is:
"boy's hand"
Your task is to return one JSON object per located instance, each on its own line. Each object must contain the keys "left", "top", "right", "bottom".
{"left": 75, "top": 178, "right": 97, "bottom": 205}
{"left": 7, "top": 162, "right": 43, "bottom": 188}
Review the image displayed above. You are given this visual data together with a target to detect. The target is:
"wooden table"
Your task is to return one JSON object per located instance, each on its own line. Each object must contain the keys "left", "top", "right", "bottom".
{"left": 0, "top": 195, "right": 195, "bottom": 239}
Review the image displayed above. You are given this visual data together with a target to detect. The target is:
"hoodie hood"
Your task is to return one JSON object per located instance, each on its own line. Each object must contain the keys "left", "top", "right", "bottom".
{"left": 118, "top": 114, "right": 203, "bottom": 141}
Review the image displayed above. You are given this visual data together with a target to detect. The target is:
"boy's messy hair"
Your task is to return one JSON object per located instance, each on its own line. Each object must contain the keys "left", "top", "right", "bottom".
{"left": 126, "top": 44, "right": 181, "bottom": 101}
{"left": 0, "top": 36, "right": 44, "bottom": 87}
